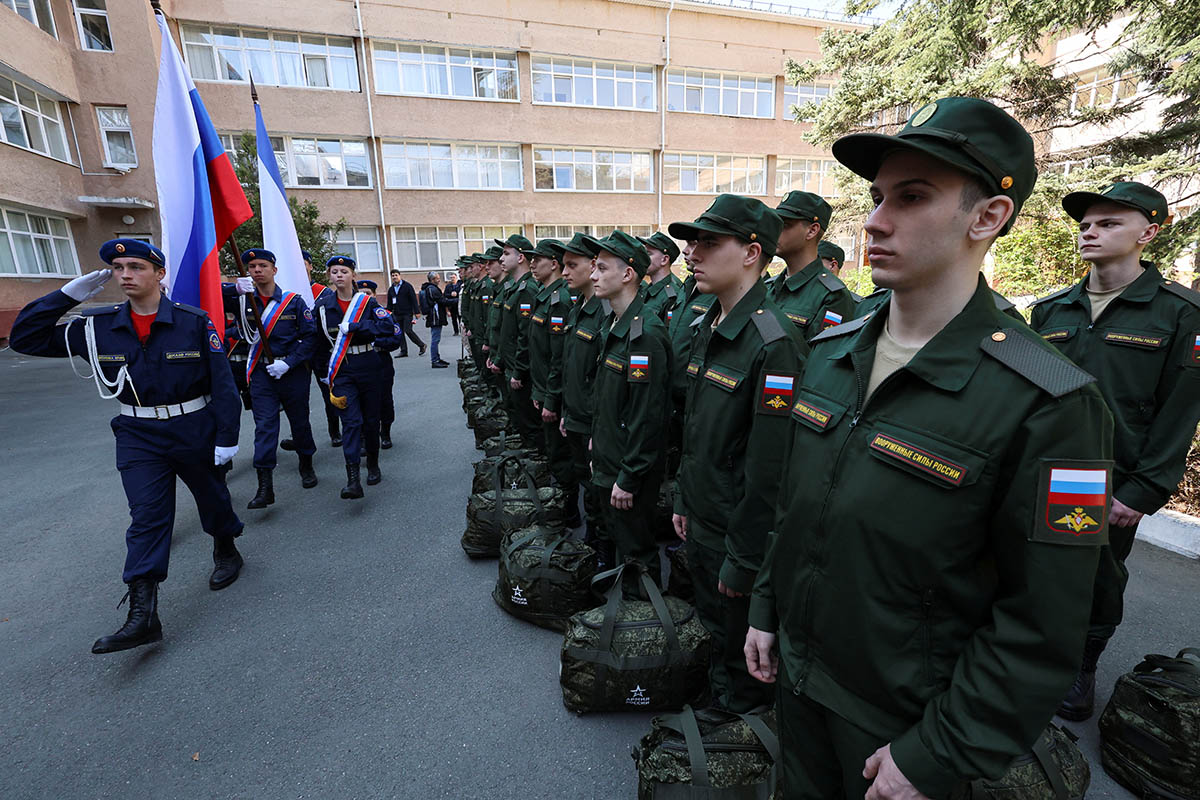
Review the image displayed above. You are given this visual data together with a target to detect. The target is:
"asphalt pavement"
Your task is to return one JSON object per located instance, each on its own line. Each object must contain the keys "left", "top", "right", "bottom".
{"left": 1, "top": 339, "right": 1197, "bottom": 799}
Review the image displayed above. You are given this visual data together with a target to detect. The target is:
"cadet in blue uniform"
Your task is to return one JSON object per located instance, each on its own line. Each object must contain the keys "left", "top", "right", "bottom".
{"left": 10, "top": 238, "right": 245, "bottom": 654}
{"left": 282, "top": 250, "right": 341, "bottom": 450}
{"left": 223, "top": 248, "right": 318, "bottom": 509}
{"left": 312, "top": 255, "right": 394, "bottom": 498}
{"left": 360, "top": 278, "right": 402, "bottom": 450}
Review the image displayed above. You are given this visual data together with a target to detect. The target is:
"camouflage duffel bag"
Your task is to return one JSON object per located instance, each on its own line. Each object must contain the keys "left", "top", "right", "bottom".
{"left": 560, "top": 563, "right": 711, "bottom": 714}
{"left": 666, "top": 542, "right": 694, "bottom": 604}
{"left": 951, "top": 725, "right": 1089, "bottom": 800}
{"left": 462, "top": 456, "right": 566, "bottom": 559}
{"left": 472, "top": 453, "right": 552, "bottom": 495}
{"left": 633, "top": 706, "right": 780, "bottom": 799}
{"left": 493, "top": 526, "right": 598, "bottom": 631}
{"left": 1098, "top": 648, "right": 1200, "bottom": 800}
{"left": 472, "top": 412, "right": 511, "bottom": 447}
{"left": 479, "top": 433, "right": 532, "bottom": 456}
{"left": 457, "top": 359, "right": 477, "bottom": 379}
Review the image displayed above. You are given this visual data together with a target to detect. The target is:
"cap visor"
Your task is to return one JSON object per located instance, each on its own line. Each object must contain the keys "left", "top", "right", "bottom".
{"left": 1062, "top": 191, "right": 1150, "bottom": 223}
{"left": 667, "top": 219, "right": 732, "bottom": 240}
{"left": 833, "top": 132, "right": 995, "bottom": 190}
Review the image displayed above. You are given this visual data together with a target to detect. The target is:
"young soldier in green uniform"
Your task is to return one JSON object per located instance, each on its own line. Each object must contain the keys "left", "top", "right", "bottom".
{"left": 818, "top": 240, "right": 846, "bottom": 277}
{"left": 745, "top": 98, "right": 1115, "bottom": 799}
{"left": 770, "top": 191, "right": 857, "bottom": 340}
{"left": 1031, "top": 181, "right": 1200, "bottom": 721}
{"left": 523, "top": 239, "right": 580, "bottom": 525}
{"left": 497, "top": 234, "right": 542, "bottom": 443}
{"left": 485, "top": 247, "right": 514, "bottom": 401}
{"left": 668, "top": 195, "right": 808, "bottom": 713}
{"left": 559, "top": 233, "right": 612, "bottom": 562}
{"left": 589, "top": 231, "right": 672, "bottom": 582}
{"left": 638, "top": 232, "right": 684, "bottom": 322}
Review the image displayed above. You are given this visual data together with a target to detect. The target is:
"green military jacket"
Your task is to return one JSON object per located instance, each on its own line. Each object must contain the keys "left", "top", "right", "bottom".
{"left": 561, "top": 292, "right": 609, "bottom": 435}
{"left": 590, "top": 294, "right": 672, "bottom": 494}
{"left": 857, "top": 286, "right": 1024, "bottom": 323}
{"left": 667, "top": 275, "right": 717, "bottom": 410}
{"left": 486, "top": 275, "right": 513, "bottom": 363}
{"left": 1031, "top": 262, "right": 1200, "bottom": 514}
{"left": 502, "top": 271, "right": 539, "bottom": 382}
{"left": 675, "top": 280, "right": 808, "bottom": 593}
{"left": 528, "top": 277, "right": 573, "bottom": 411}
{"left": 768, "top": 256, "right": 857, "bottom": 342}
{"left": 750, "top": 277, "right": 1114, "bottom": 797}
{"left": 641, "top": 271, "right": 683, "bottom": 322}
{"left": 472, "top": 277, "right": 494, "bottom": 336}
{"left": 460, "top": 277, "right": 474, "bottom": 326}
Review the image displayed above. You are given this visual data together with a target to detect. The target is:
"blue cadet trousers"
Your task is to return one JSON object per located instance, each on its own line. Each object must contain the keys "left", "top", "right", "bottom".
{"left": 249, "top": 364, "right": 316, "bottom": 469}
{"left": 331, "top": 353, "right": 382, "bottom": 464}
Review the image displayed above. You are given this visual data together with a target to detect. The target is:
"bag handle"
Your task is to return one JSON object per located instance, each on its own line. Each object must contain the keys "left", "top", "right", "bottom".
{"left": 678, "top": 706, "right": 711, "bottom": 788}
{"left": 1030, "top": 729, "right": 1071, "bottom": 800}
{"left": 489, "top": 454, "right": 545, "bottom": 530}
{"left": 738, "top": 713, "right": 781, "bottom": 765}
{"left": 1135, "top": 652, "right": 1200, "bottom": 676}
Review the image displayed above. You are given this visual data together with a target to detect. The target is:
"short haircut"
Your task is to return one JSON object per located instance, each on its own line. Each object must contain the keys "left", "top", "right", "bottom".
{"left": 959, "top": 175, "right": 993, "bottom": 214}
{"left": 390, "top": 269, "right": 400, "bottom": 275}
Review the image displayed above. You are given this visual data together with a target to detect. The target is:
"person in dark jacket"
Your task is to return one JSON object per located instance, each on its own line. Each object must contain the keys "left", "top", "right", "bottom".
{"left": 386, "top": 270, "right": 425, "bottom": 357}
{"left": 419, "top": 272, "right": 449, "bottom": 369}
{"left": 443, "top": 273, "right": 462, "bottom": 335}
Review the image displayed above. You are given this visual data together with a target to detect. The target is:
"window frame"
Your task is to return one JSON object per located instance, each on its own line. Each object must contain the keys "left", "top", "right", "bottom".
{"left": 665, "top": 68, "right": 775, "bottom": 119}
{"left": 329, "top": 225, "right": 384, "bottom": 272}
{"left": 661, "top": 151, "right": 767, "bottom": 195}
{"left": 276, "top": 135, "right": 372, "bottom": 189}
{"left": 531, "top": 146, "right": 655, "bottom": 193}
{"left": 783, "top": 81, "right": 833, "bottom": 120}
{"left": 1069, "top": 67, "right": 1139, "bottom": 112}
{"left": 371, "top": 41, "right": 520, "bottom": 103}
{"left": 0, "top": 76, "right": 72, "bottom": 163}
{"left": 381, "top": 140, "right": 524, "bottom": 191}
{"left": 530, "top": 56, "right": 656, "bottom": 112}
{"left": 96, "top": 105, "right": 136, "bottom": 168}
{"left": 393, "top": 225, "right": 524, "bottom": 271}
{"left": 533, "top": 224, "right": 655, "bottom": 240}
{"left": 72, "top": 0, "right": 112, "bottom": 52}
{"left": 179, "top": 23, "right": 360, "bottom": 92}
{"left": 2, "top": 0, "right": 56, "bottom": 37}
{"left": 0, "top": 205, "right": 81, "bottom": 278}
{"left": 774, "top": 156, "right": 838, "bottom": 197}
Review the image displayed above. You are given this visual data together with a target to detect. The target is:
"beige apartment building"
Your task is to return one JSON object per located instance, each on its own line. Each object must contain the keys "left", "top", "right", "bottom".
{"left": 0, "top": 0, "right": 871, "bottom": 338}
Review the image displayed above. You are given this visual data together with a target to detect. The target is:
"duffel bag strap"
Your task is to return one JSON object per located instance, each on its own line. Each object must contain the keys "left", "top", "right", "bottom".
{"left": 539, "top": 532, "right": 571, "bottom": 571}
{"left": 679, "top": 705, "right": 712, "bottom": 788}
{"left": 491, "top": 454, "right": 545, "bottom": 528}
{"left": 1135, "top": 653, "right": 1200, "bottom": 676}
{"left": 738, "top": 713, "right": 781, "bottom": 765}
{"left": 1030, "top": 730, "right": 1071, "bottom": 800}
{"left": 592, "top": 562, "right": 629, "bottom": 710}
{"left": 1177, "top": 647, "right": 1200, "bottom": 664}
{"left": 640, "top": 569, "right": 683, "bottom": 658}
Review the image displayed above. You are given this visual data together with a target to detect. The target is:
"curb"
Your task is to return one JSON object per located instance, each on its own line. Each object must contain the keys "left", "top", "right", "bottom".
{"left": 1137, "top": 509, "right": 1200, "bottom": 559}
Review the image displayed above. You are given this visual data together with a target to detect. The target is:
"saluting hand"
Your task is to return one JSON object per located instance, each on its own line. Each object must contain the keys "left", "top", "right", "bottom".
{"left": 863, "top": 745, "right": 929, "bottom": 800}
{"left": 744, "top": 627, "right": 778, "bottom": 684}
{"left": 61, "top": 268, "right": 112, "bottom": 302}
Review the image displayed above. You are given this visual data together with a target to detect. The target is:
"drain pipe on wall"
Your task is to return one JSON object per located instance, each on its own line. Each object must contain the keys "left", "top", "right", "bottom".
{"left": 355, "top": 0, "right": 389, "bottom": 271}
{"left": 658, "top": 0, "right": 674, "bottom": 230}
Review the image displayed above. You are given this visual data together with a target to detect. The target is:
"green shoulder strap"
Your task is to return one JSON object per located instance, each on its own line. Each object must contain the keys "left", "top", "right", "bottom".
{"left": 679, "top": 706, "right": 711, "bottom": 788}
{"left": 1031, "top": 730, "right": 1071, "bottom": 800}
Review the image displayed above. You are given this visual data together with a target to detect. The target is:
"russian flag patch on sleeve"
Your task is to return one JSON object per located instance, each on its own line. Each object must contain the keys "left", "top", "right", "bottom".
{"left": 759, "top": 372, "right": 796, "bottom": 415}
{"left": 822, "top": 309, "right": 843, "bottom": 329}
{"left": 628, "top": 353, "right": 650, "bottom": 382}
{"left": 1034, "top": 461, "right": 1112, "bottom": 544}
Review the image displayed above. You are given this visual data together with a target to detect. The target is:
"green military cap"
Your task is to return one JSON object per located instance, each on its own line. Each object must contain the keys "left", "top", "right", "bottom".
{"left": 594, "top": 229, "right": 651, "bottom": 276}
{"left": 494, "top": 233, "right": 534, "bottom": 252}
{"left": 818, "top": 240, "right": 845, "bottom": 265}
{"left": 776, "top": 190, "right": 832, "bottom": 230}
{"left": 637, "top": 231, "right": 680, "bottom": 263}
{"left": 831, "top": 96, "right": 1036, "bottom": 234}
{"left": 523, "top": 239, "right": 567, "bottom": 261}
{"left": 1062, "top": 181, "right": 1169, "bottom": 224}
{"left": 561, "top": 232, "right": 602, "bottom": 258}
{"left": 667, "top": 193, "right": 784, "bottom": 260}
{"left": 482, "top": 245, "right": 504, "bottom": 261}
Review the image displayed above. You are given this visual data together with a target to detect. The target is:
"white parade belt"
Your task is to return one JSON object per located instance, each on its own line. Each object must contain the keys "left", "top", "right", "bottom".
{"left": 119, "top": 394, "right": 211, "bottom": 419}
{"left": 345, "top": 344, "right": 372, "bottom": 354}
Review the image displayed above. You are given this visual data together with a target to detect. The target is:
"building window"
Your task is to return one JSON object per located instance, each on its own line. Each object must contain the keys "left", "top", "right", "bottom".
{"left": 330, "top": 226, "right": 383, "bottom": 272}
{"left": 533, "top": 224, "right": 654, "bottom": 240}
{"left": 665, "top": 69, "right": 774, "bottom": 118}
{"left": 1070, "top": 67, "right": 1139, "bottom": 111}
{"left": 784, "top": 81, "right": 832, "bottom": 120}
{"left": 662, "top": 152, "right": 766, "bottom": 194}
{"left": 531, "top": 57, "right": 655, "bottom": 110}
{"left": 532, "top": 147, "right": 653, "bottom": 192}
{"left": 0, "top": 77, "right": 70, "bottom": 162}
{"left": 275, "top": 136, "right": 370, "bottom": 188}
{"left": 180, "top": 24, "right": 359, "bottom": 91}
{"left": 382, "top": 141, "right": 522, "bottom": 190}
{"left": 392, "top": 226, "right": 463, "bottom": 271}
{"left": 462, "top": 225, "right": 522, "bottom": 255}
{"left": 0, "top": 206, "right": 79, "bottom": 276}
{"left": 73, "top": 0, "right": 111, "bottom": 51}
{"left": 2, "top": 0, "right": 55, "bottom": 37}
{"left": 372, "top": 43, "right": 518, "bottom": 101}
{"left": 775, "top": 157, "right": 837, "bottom": 196}
{"left": 96, "top": 106, "right": 135, "bottom": 167}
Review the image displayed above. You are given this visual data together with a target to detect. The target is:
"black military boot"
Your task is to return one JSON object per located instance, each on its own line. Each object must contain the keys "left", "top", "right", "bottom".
{"left": 298, "top": 453, "right": 318, "bottom": 488}
{"left": 279, "top": 438, "right": 296, "bottom": 452}
{"left": 246, "top": 468, "right": 275, "bottom": 509}
{"left": 366, "top": 452, "right": 382, "bottom": 485}
{"left": 330, "top": 429, "right": 342, "bottom": 447}
{"left": 341, "top": 462, "right": 364, "bottom": 499}
{"left": 92, "top": 579, "right": 162, "bottom": 654}
{"left": 1058, "top": 635, "right": 1108, "bottom": 721}
{"left": 209, "top": 536, "right": 243, "bottom": 590}
{"left": 563, "top": 484, "right": 582, "bottom": 529}
{"left": 380, "top": 425, "right": 393, "bottom": 449}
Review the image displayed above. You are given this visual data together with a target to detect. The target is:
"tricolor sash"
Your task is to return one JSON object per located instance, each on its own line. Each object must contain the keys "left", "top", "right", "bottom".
{"left": 246, "top": 291, "right": 299, "bottom": 378}
{"left": 326, "top": 293, "right": 370, "bottom": 384}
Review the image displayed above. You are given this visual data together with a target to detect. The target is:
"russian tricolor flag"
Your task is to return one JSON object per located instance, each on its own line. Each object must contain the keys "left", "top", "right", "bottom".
{"left": 630, "top": 355, "right": 650, "bottom": 368}
{"left": 1193, "top": 334, "right": 1200, "bottom": 356}
{"left": 1048, "top": 468, "right": 1108, "bottom": 506}
{"left": 823, "top": 309, "right": 843, "bottom": 327}
{"left": 764, "top": 374, "right": 794, "bottom": 396}
{"left": 152, "top": 12, "right": 251, "bottom": 339}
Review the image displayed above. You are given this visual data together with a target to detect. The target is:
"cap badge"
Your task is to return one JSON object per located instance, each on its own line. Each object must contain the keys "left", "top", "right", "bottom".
{"left": 1151, "top": 210, "right": 1158, "bottom": 217}
{"left": 115, "top": 243, "right": 125, "bottom": 253}
{"left": 337, "top": 258, "right": 344, "bottom": 264}
{"left": 750, "top": 233, "right": 757, "bottom": 240}
{"left": 911, "top": 103, "right": 937, "bottom": 127}
{"left": 1000, "top": 176, "right": 1014, "bottom": 190}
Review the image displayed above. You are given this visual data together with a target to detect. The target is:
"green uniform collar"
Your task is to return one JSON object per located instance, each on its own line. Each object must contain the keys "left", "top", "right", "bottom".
{"left": 776, "top": 256, "right": 825, "bottom": 293}
{"left": 537, "top": 276, "right": 566, "bottom": 301}
{"left": 644, "top": 272, "right": 678, "bottom": 298}
{"left": 1057, "top": 261, "right": 1162, "bottom": 308}
{"left": 703, "top": 279, "right": 769, "bottom": 342}
{"left": 834, "top": 276, "right": 1001, "bottom": 393}
{"left": 607, "top": 294, "right": 648, "bottom": 339}
{"left": 580, "top": 292, "right": 603, "bottom": 314}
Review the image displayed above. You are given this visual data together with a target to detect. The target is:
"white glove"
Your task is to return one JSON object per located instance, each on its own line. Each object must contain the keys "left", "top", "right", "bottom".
{"left": 266, "top": 360, "right": 290, "bottom": 379}
{"left": 214, "top": 445, "right": 239, "bottom": 466}
{"left": 338, "top": 319, "right": 351, "bottom": 335}
{"left": 318, "top": 377, "right": 329, "bottom": 386}
{"left": 62, "top": 269, "right": 112, "bottom": 302}
{"left": 235, "top": 276, "right": 255, "bottom": 295}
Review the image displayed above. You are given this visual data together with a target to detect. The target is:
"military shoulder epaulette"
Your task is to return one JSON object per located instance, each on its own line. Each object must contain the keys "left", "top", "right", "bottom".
{"left": 818, "top": 272, "right": 847, "bottom": 293}
{"left": 629, "top": 315, "right": 644, "bottom": 340}
{"left": 665, "top": 284, "right": 677, "bottom": 300}
{"left": 80, "top": 304, "right": 123, "bottom": 317}
{"left": 750, "top": 307, "right": 787, "bottom": 345}
{"left": 979, "top": 329, "right": 1095, "bottom": 398}
{"left": 556, "top": 286, "right": 573, "bottom": 306}
{"left": 601, "top": 299, "right": 612, "bottom": 315}
{"left": 171, "top": 301, "right": 209, "bottom": 318}
{"left": 1029, "top": 285, "right": 1075, "bottom": 306}
{"left": 689, "top": 312, "right": 707, "bottom": 328}
{"left": 809, "top": 314, "right": 870, "bottom": 343}
{"left": 992, "top": 292, "right": 1016, "bottom": 312}
{"left": 1161, "top": 280, "right": 1200, "bottom": 309}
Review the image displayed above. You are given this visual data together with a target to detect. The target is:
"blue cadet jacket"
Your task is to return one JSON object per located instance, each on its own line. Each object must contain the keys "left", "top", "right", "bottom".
{"left": 221, "top": 284, "right": 316, "bottom": 370}
{"left": 310, "top": 291, "right": 396, "bottom": 378}
{"left": 10, "top": 290, "right": 242, "bottom": 447}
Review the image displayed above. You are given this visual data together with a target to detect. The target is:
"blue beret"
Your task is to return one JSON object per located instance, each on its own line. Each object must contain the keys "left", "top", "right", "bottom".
{"left": 357, "top": 279, "right": 378, "bottom": 291}
{"left": 100, "top": 238, "right": 165, "bottom": 267}
{"left": 301, "top": 250, "right": 312, "bottom": 262}
{"left": 326, "top": 254, "right": 356, "bottom": 269}
{"left": 241, "top": 248, "right": 276, "bottom": 265}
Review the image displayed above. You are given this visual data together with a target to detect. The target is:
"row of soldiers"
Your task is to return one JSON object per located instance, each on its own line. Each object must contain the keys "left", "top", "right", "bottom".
{"left": 453, "top": 96, "right": 1200, "bottom": 799}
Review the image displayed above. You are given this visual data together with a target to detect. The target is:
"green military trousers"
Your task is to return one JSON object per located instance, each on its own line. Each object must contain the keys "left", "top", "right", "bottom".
{"left": 565, "top": 430, "right": 607, "bottom": 546}
{"left": 598, "top": 468, "right": 664, "bottom": 585}
{"left": 542, "top": 418, "right": 574, "bottom": 488}
{"left": 506, "top": 382, "right": 543, "bottom": 444}
{"left": 686, "top": 529, "right": 774, "bottom": 713}
{"left": 1090, "top": 521, "right": 1140, "bottom": 640}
